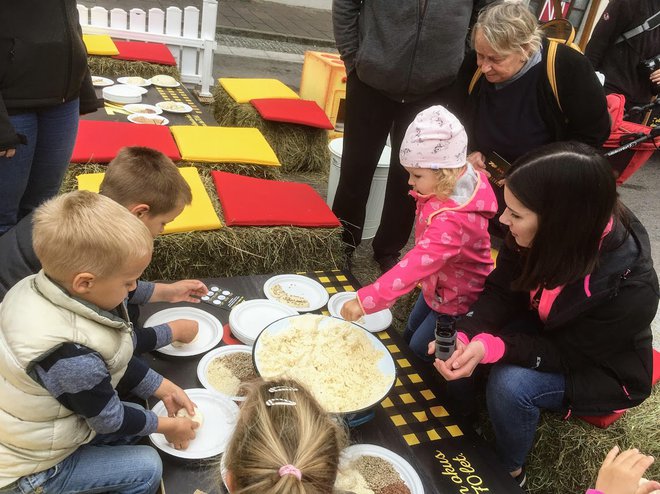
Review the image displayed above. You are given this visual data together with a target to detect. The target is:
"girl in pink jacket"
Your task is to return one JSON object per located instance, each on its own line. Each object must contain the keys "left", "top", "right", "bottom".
{"left": 341, "top": 105, "right": 497, "bottom": 359}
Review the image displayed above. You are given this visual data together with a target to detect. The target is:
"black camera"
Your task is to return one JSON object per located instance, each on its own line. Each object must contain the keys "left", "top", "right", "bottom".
{"left": 434, "top": 317, "right": 457, "bottom": 361}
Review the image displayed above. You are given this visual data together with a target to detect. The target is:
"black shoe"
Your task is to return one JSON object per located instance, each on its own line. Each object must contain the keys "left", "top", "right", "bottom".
{"left": 514, "top": 466, "right": 526, "bottom": 488}
{"left": 375, "top": 254, "right": 400, "bottom": 274}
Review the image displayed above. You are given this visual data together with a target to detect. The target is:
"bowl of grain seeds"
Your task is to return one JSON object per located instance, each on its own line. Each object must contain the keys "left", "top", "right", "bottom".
{"left": 335, "top": 444, "right": 424, "bottom": 494}
{"left": 197, "top": 345, "right": 257, "bottom": 401}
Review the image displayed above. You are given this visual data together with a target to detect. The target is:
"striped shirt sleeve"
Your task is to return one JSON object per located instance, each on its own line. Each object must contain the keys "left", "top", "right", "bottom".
{"left": 30, "top": 343, "right": 158, "bottom": 436}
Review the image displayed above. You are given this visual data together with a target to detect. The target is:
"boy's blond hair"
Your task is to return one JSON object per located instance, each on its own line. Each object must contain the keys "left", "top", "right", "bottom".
{"left": 433, "top": 165, "right": 467, "bottom": 201}
{"left": 99, "top": 146, "right": 192, "bottom": 215}
{"left": 33, "top": 191, "right": 153, "bottom": 280}
{"left": 224, "top": 378, "right": 348, "bottom": 494}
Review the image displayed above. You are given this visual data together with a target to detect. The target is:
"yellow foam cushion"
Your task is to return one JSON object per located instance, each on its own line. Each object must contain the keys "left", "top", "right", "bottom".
{"left": 170, "top": 126, "right": 280, "bottom": 166}
{"left": 76, "top": 167, "right": 222, "bottom": 234}
{"left": 83, "top": 34, "right": 119, "bottom": 56}
{"left": 218, "top": 78, "right": 299, "bottom": 103}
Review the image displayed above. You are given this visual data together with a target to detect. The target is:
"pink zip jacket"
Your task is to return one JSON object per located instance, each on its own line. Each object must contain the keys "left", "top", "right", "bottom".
{"left": 358, "top": 167, "right": 497, "bottom": 315}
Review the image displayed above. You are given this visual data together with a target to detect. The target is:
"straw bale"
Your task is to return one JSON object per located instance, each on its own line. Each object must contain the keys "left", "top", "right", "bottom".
{"left": 185, "top": 161, "right": 281, "bottom": 180}
{"left": 88, "top": 56, "right": 181, "bottom": 80}
{"left": 212, "top": 84, "right": 240, "bottom": 126}
{"left": 526, "top": 385, "right": 660, "bottom": 494}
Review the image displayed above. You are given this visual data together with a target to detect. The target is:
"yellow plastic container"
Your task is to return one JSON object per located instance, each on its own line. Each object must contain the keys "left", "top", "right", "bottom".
{"left": 299, "top": 51, "right": 347, "bottom": 136}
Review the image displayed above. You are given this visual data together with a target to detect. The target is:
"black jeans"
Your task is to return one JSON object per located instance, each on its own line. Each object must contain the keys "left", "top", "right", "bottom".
{"left": 332, "top": 72, "right": 451, "bottom": 259}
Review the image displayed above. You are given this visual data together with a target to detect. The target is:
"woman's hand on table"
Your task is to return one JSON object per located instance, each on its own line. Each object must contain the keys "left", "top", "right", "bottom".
{"left": 340, "top": 298, "right": 364, "bottom": 321}
{"left": 151, "top": 279, "right": 209, "bottom": 303}
{"left": 467, "top": 151, "right": 490, "bottom": 177}
{"left": 169, "top": 318, "right": 199, "bottom": 344}
{"left": 595, "top": 446, "right": 659, "bottom": 494}
{"left": 432, "top": 340, "right": 485, "bottom": 380}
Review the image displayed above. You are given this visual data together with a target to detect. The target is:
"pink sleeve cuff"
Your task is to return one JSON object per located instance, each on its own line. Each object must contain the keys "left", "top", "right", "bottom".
{"left": 585, "top": 490, "right": 604, "bottom": 494}
{"left": 457, "top": 332, "right": 470, "bottom": 346}
{"left": 472, "top": 333, "right": 505, "bottom": 364}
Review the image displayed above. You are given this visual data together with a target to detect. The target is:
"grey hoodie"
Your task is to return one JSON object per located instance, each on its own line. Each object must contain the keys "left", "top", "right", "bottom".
{"left": 333, "top": 0, "right": 475, "bottom": 100}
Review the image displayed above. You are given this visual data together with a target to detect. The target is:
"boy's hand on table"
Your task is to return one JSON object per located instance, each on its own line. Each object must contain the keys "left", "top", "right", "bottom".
{"left": 169, "top": 319, "right": 199, "bottom": 344}
{"left": 158, "top": 416, "right": 199, "bottom": 450}
{"left": 154, "top": 379, "right": 196, "bottom": 417}
{"left": 340, "top": 299, "right": 364, "bottom": 321}
{"left": 595, "top": 446, "right": 658, "bottom": 494}
{"left": 152, "top": 280, "right": 208, "bottom": 303}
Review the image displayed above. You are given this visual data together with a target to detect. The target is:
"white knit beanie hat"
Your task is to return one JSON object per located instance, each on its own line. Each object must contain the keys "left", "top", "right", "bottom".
{"left": 400, "top": 105, "right": 468, "bottom": 169}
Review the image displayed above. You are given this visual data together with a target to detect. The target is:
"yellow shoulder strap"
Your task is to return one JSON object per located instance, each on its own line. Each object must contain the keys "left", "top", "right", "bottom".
{"left": 546, "top": 40, "right": 562, "bottom": 112}
{"left": 468, "top": 67, "right": 483, "bottom": 95}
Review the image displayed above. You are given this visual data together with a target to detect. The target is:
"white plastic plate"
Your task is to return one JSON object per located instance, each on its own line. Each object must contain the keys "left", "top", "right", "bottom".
{"left": 156, "top": 101, "right": 193, "bottom": 113}
{"left": 150, "top": 75, "right": 181, "bottom": 87}
{"left": 102, "top": 85, "right": 143, "bottom": 104}
{"left": 149, "top": 388, "right": 239, "bottom": 459}
{"left": 340, "top": 444, "right": 424, "bottom": 494}
{"left": 253, "top": 314, "right": 396, "bottom": 414}
{"left": 123, "top": 103, "right": 162, "bottom": 115}
{"left": 228, "top": 298, "right": 298, "bottom": 345}
{"left": 263, "top": 274, "right": 329, "bottom": 312}
{"left": 327, "top": 291, "right": 393, "bottom": 333}
{"left": 92, "top": 76, "right": 114, "bottom": 87}
{"left": 117, "top": 76, "right": 152, "bottom": 87}
{"left": 144, "top": 307, "right": 222, "bottom": 357}
{"left": 197, "top": 345, "right": 253, "bottom": 401}
{"left": 127, "top": 113, "right": 169, "bottom": 125}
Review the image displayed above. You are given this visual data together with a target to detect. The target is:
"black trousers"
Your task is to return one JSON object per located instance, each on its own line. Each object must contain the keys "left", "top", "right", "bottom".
{"left": 332, "top": 72, "right": 451, "bottom": 259}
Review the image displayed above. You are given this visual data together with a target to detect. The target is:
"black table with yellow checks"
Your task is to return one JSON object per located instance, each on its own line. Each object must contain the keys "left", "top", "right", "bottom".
{"left": 140, "top": 271, "right": 524, "bottom": 494}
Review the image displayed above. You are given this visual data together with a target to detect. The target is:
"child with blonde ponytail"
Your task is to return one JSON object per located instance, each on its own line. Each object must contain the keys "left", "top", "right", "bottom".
{"left": 223, "top": 378, "right": 348, "bottom": 494}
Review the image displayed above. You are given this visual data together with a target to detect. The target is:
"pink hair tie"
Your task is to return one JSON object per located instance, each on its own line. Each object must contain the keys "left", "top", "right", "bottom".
{"left": 278, "top": 464, "right": 302, "bottom": 481}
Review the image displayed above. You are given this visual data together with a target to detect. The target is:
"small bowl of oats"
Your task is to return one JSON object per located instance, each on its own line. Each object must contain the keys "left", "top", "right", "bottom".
{"left": 197, "top": 345, "right": 257, "bottom": 401}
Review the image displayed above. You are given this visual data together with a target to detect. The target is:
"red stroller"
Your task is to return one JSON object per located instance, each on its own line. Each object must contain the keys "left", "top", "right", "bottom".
{"left": 603, "top": 93, "right": 659, "bottom": 185}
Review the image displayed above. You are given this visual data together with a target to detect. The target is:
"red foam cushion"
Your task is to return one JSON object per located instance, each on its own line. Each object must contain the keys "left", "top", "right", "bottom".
{"left": 211, "top": 171, "right": 340, "bottom": 227}
{"left": 250, "top": 98, "right": 334, "bottom": 129}
{"left": 111, "top": 40, "right": 176, "bottom": 66}
{"left": 71, "top": 120, "right": 181, "bottom": 163}
{"left": 578, "top": 349, "right": 660, "bottom": 428}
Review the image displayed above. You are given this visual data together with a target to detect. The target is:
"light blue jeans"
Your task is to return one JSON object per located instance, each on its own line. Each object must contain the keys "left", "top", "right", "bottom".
{"left": 0, "top": 432, "right": 162, "bottom": 494}
{"left": 486, "top": 364, "right": 565, "bottom": 472}
{"left": 0, "top": 98, "right": 80, "bottom": 234}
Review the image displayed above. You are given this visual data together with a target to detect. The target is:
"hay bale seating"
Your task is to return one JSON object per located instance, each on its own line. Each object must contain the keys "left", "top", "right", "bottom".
{"left": 61, "top": 163, "right": 344, "bottom": 280}
{"left": 525, "top": 385, "right": 660, "bottom": 494}
{"left": 88, "top": 56, "right": 181, "bottom": 80}
{"left": 212, "top": 85, "right": 330, "bottom": 174}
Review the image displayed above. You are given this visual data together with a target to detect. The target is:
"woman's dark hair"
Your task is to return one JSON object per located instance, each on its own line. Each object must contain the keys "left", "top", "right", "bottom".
{"left": 505, "top": 141, "right": 620, "bottom": 290}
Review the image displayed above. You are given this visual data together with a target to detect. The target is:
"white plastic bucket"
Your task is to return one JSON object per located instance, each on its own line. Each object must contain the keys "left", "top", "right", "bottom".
{"left": 327, "top": 138, "right": 391, "bottom": 240}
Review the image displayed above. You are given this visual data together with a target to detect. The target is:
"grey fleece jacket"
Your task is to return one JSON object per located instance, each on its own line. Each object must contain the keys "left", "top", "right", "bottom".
{"left": 333, "top": 0, "right": 476, "bottom": 100}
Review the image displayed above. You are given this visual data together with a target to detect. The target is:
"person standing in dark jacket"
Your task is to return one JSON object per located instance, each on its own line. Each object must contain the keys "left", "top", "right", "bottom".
{"left": 0, "top": 0, "right": 102, "bottom": 235}
{"left": 431, "top": 142, "right": 658, "bottom": 485}
{"left": 331, "top": 0, "right": 485, "bottom": 272}
{"left": 586, "top": 0, "right": 660, "bottom": 123}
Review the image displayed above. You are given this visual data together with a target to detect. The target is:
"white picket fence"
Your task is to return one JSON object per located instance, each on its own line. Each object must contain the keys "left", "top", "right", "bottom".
{"left": 77, "top": 0, "right": 218, "bottom": 97}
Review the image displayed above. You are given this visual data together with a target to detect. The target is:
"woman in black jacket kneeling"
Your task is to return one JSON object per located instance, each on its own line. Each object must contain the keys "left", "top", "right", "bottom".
{"left": 432, "top": 141, "right": 659, "bottom": 484}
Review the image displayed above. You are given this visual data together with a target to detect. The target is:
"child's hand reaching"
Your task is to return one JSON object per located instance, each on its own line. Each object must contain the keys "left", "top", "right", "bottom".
{"left": 169, "top": 318, "right": 199, "bottom": 345}
{"left": 151, "top": 279, "right": 208, "bottom": 304}
{"left": 595, "top": 446, "right": 658, "bottom": 494}
{"left": 340, "top": 298, "right": 364, "bottom": 322}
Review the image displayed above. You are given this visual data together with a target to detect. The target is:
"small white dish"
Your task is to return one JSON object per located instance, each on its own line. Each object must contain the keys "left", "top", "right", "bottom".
{"left": 123, "top": 103, "right": 162, "bottom": 115}
{"left": 327, "top": 291, "right": 392, "bottom": 333}
{"left": 117, "top": 76, "right": 152, "bottom": 87}
{"left": 150, "top": 74, "right": 180, "bottom": 87}
{"left": 127, "top": 113, "right": 169, "bottom": 125}
{"left": 102, "top": 85, "right": 143, "bottom": 104}
{"left": 92, "top": 76, "right": 114, "bottom": 87}
{"left": 263, "top": 274, "right": 329, "bottom": 312}
{"left": 156, "top": 101, "right": 193, "bottom": 113}
{"left": 228, "top": 298, "right": 298, "bottom": 346}
{"left": 339, "top": 444, "right": 424, "bottom": 494}
{"left": 144, "top": 307, "right": 222, "bottom": 357}
{"left": 150, "top": 388, "right": 239, "bottom": 459}
{"left": 197, "top": 345, "right": 253, "bottom": 401}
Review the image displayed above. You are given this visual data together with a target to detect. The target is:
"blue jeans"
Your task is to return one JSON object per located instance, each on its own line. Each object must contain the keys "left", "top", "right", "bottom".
{"left": 0, "top": 99, "right": 80, "bottom": 234}
{"left": 486, "top": 364, "right": 565, "bottom": 472}
{"left": 0, "top": 432, "right": 162, "bottom": 494}
{"left": 403, "top": 293, "right": 459, "bottom": 361}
